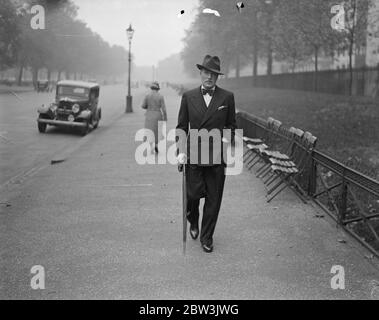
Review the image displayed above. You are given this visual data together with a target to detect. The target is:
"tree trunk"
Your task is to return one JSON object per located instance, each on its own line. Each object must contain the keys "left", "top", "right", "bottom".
{"left": 235, "top": 54, "right": 240, "bottom": 78}
{"left": 291, "top": 59, "right": 296, "bottom": 73}
{"left": 348, "top": 42, "right": 354, "bottom": 96}
{"left": 57, "top": 70, "right": 62, "bottom": 81}
{"left": 252, "top": 9, "right": 258, "bottom": 82}
{"left": 224, "top": 64, "right": 229, "bottom": 79}
{"left": 375, "top": 63, "right": 379, "bottom": 98}
{"left": 314, "top": 46, "right": 319, "bottom": 91}
{"left": 267, "top": 41, "right": 273, "bottom": 76}
{"left": 17, "top": 63, "right": 24, "bottom": 86}
{"left": 32, "top": 67, "right": 39, "bottom": 89}
{"left": 348, "top": 0, "right": 357, "bottom": 96}
{"left": 253, "top": 46, "right": 258, "bottom": 77}
{"left": 47, "top": 68, "right": 51, "bottom": 82}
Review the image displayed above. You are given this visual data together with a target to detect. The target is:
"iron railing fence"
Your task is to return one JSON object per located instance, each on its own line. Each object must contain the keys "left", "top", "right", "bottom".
{"left": 237, "top": 111, "right": 379, "bottom": 257}
{"left": 221, "top": 66, "right": 379, "bottom": 98}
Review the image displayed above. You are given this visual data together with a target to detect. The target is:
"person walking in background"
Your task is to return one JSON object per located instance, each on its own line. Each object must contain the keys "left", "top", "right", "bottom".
{"left": 141, "top": 81, "right": 167, "bottom": 153}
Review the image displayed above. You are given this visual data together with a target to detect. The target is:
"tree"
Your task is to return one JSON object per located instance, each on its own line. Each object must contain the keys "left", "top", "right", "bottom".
{"left": 13, "top": 0, "right": 79, "bottom": 85}
{"left": 338, "top": 0, "right": 377, "bottom": 95}
{"left": 279, "top": 0, "right": 339, "bottom": 90}
{"left": 10, "top": 0, "right": 129, "bottom": 85}
{"left": 0, "top": 0, "right": 21, "bottom": 69}
{"left": 271, "top": 1, "right": 313, "bottom": 72}
{"left": 181, "top": 0, "right": 252, "bottom": 78}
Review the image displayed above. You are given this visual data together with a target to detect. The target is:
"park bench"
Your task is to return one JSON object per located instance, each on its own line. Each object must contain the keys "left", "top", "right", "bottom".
{"left": 240, "top": 115, "right": 317, "bottom": 203}
{"left": 246, "top": 118, "right": 297, "bottom": 173}
{"left": 243, "top": 117, "right": 279, "bottom": 170}
{"left": 236, "top": 111, "right": 379, "bottom": 258}
{"left": 256, "top": 127, "right": 304, "bottom": 179}
{"left": 265, "top": 131, "right": 317, "bottom": 203}
{"left": 241, "top": 116, "right": 271, "bottom": 161}
{"left": 261, "top": 130, "right": 309, "bottom": 187}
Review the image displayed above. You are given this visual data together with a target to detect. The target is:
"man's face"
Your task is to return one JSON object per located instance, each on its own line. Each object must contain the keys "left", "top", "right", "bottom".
{"left": 200, "top": 69, "right": 218, "bottom": 89}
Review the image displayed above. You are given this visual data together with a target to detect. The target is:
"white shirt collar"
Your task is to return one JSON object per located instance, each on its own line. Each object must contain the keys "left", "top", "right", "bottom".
{"left": 201, "top": 85, "right": 215, "bottom": 91}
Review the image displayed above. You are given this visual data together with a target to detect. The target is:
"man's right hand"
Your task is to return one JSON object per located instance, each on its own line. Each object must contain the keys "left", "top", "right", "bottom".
{"left": 177, "top": 153, "right": 187, "bottom": 164}
{"left": 177, "top": 153, "right": 187, "bottom": 173}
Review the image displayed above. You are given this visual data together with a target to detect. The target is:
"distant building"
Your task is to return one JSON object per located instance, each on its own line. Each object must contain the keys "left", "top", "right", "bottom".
{"left": 333, "top": 0, "right": 379, "bottom": 69}
{"left": 366, "top": 0, "right": 379, "bottom": 67}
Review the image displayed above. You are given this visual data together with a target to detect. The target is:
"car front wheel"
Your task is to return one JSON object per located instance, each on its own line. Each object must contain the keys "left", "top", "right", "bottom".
{"left": 81, "top": 121, "right": 90, "bottom": 136}
{"left": 93, "top": 113, "right": 100, "bottom": 129}
{"left": 38, "top": 121, "right": 47, "bottom": 133}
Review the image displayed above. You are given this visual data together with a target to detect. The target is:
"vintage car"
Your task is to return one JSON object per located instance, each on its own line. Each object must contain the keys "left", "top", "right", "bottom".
{"left": 37, "top": 80, "right": 101, "bottom": 136}
{"left": 36, "top": 80, "right": 50, "bottom": 92}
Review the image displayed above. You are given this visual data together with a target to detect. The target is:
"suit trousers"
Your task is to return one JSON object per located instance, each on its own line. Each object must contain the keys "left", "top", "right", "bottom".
{"left": 186, "top": 164, "right": 226, "bottom": 246}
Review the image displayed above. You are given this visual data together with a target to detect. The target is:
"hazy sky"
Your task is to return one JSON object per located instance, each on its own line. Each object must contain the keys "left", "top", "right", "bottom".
{"left": 75, "top": 0, "right": 199, "bottom": 66}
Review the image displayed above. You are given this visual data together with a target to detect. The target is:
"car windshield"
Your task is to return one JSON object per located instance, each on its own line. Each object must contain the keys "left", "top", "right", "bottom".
{"left": 58, "top": 86, "right": 89, "bottom": 98}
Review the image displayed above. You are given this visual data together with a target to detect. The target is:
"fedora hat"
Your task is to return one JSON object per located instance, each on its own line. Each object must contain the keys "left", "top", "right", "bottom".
{"left": 196, "top": 55, "right": 224, "bottom": 75}
{"left": 150, "top": 81, "right": 160, "bottom": 90}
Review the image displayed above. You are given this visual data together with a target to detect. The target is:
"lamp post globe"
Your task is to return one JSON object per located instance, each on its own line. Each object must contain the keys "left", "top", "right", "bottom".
{"left": 126, "top": 24, "right": 134, "bottom": 41}
{"left": 126, "top": 24, "right": 134, "bottom": 113}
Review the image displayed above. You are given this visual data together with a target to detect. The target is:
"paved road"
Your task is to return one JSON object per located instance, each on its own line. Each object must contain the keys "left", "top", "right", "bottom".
{"left": 1, "top": 85, "right": 379, "bottom": 299}
{"left": 0, "top": 84, "right": 142, "bottom": 188}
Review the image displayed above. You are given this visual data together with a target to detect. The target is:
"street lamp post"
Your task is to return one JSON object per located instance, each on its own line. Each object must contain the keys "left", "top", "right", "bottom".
{"left": 126, "top": 24, "right": 135, "bottom": 113}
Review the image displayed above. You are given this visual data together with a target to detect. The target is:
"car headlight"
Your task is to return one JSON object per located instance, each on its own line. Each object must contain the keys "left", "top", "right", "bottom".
{"left": 72, "top": 104, "right": 80, "bottom": 114}
{"left": 49, "top": 103, "right": 57, "bottom": 112}
{"left": 38, "top": 104, "right": 45, "bottom": 113}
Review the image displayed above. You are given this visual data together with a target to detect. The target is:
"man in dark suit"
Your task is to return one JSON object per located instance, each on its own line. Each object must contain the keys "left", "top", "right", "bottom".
{"left": 176, "top": 55, "right": 236, "bottom": 253}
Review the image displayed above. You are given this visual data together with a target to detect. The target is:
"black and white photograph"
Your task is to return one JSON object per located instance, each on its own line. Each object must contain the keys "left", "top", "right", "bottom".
{"left": 1, "top": 0, "right": 379, "bottom": 304}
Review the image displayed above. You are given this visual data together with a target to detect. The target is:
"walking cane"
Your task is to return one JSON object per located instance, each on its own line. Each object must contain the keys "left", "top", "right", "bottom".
{"left": 182, "top": 163, "right": 187, "bottom": 255}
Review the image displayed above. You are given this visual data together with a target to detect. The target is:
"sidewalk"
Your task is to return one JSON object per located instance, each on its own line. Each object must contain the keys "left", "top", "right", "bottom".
{"left": 1, "top": 88, "right": 379, "bottom": 299}
{"left": 0, "top": 85, "right": 34, "bottom": 95}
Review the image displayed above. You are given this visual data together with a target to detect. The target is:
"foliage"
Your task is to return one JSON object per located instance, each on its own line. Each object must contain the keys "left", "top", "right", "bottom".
{"left": 0, "top": 0, "right": 21, "bottom": 69}
{"left": 181, "top": 0, "right": 377, "bottom": 80}
{"left": 1, "top": 0, "right": 129, "bottom": 83}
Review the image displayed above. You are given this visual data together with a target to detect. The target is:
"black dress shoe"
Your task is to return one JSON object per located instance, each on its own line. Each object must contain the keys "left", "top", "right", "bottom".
{"left": 189, "top": 225, "right": 199, "bottom": 240}
{"left": 202, "top": 243, "right": 213, "bottom": 253}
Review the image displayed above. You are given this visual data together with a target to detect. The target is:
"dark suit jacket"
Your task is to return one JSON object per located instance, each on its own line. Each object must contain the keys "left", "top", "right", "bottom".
{"left": 176, "top": 85, "right": 236, "bottom": 166}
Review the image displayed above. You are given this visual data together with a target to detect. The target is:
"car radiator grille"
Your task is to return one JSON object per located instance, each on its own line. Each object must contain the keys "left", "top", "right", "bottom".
{"left": 56, "top": 113, "right": 69, "bottom": 121}
{"left": 57, "top": 101, "right": 73, "bottom": 120}
{"left": 59, "top": 101, "right": 73, "bottom": 110}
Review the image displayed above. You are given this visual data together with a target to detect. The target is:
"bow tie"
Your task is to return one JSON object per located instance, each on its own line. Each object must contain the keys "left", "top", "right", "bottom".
{"left": 202, "top": 88, "right": 214, "bottom": 96}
